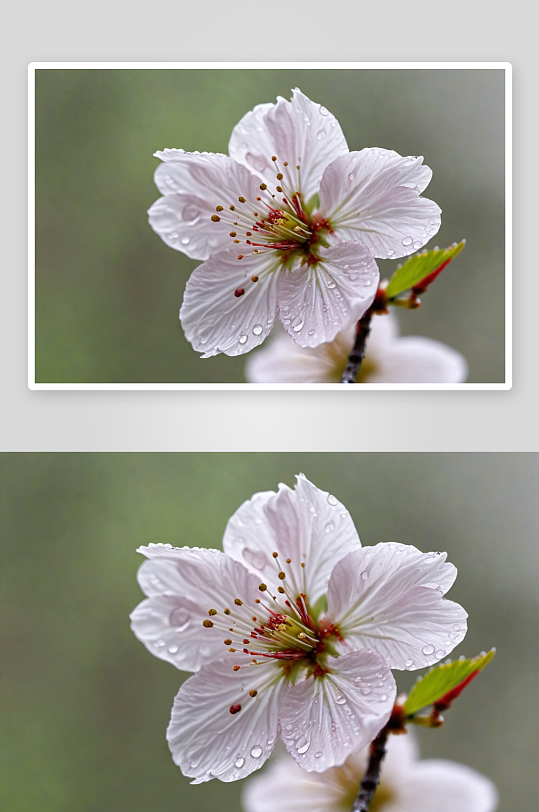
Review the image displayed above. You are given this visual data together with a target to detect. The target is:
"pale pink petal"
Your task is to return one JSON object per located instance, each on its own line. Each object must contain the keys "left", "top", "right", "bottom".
{"left": 319, "top": 150, "right": 441, "bottom": 259}
{"left": 242, "top": 753, "right": 357, "bottom": 812}
{"left": 389, "top": 759, "right": 499, "bottom": 812}
{"left": 327, "top": 544, "right": 467, "bottom": 670}
{"left": 223, "top": 474, "right": 361, "bottom": 604}
{"left": 180, "top": 248, "right": 284, "bottom": 357}
{"left": 229, "top": 89, "right": 349, "bottom": 203}
{"left": 245, "top": 327, "right": 355, "bottom": 384}
{"left": 167, "top": 656, "right": 286, "bottom": 783}
{"left": 133, "top": 545, "right": 261, "bottom": 668}
{"left": 277, "top": 242, "right": 379, "bottom": 347}
{"left": 130, "top": 594, "right": 223, "bottom": 671}
{"left": 149, "top": 151, "right": 261, "bottom": 260}
{"left": 279, "top": 650, "right": 395, "bottom": 771}
{"left": 366, "top": 335, "right": 469, "bottom": 383}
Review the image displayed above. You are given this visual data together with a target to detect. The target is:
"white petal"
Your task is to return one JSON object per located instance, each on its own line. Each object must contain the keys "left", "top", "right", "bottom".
{"left": 229, "top": 89, "right": 349, "bottom": 203}
{"left": 134, "top": 545, "right": 261, "bottom": 667}
{"left": 277, "top": 242, "right": 379, "bottom": 348}
{"left": 367, "top": 335, "right": 469, "bottom": 383}
{"left": 319, "top": 150, "right": 441, "bottom": 259}
{"left": 180, "top": 248, "right": 283, "bottom": 357}
{"left": 392, "top": 759, "right": 499, "bottom": 812}
{"left": 327, "top": 544, "right": 467, "bottom": 670}
{"left": 242, "top": 752, "right": 359, "bottom": 812}
{"left": 167, "top": 656, "right": 286, "bottom": 783}
{"left": 279, "top": 651, "right": 396, "bottom": 772}
{"left": 149, "top": 151, "right": 261, "bottom": 260}
{"left": 361, "top": 311, "right": 400, "bottom": 359}
{"left": 222, "top": 474, "right": 361, "bottom": 604}
{"left": 245, "top": 326, "right": 355, "bottom": 384}
{"left": 130, "top": 594, "right": 224, "bottom": 671}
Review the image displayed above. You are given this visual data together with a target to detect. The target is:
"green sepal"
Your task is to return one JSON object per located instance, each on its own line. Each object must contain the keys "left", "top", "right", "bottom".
{"left": 386, "top": 241, "right": 465, "bottom": 299}
{"left": 404, "top": 648, "right": 495, "bottom": 717}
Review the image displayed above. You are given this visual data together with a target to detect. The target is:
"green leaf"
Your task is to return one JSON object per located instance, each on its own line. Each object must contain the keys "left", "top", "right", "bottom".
{"left": 404, "top": 649, "right": 495, "bottom": 717}
{"left": 385, "top": 241, "right": 465, "bottom": 299}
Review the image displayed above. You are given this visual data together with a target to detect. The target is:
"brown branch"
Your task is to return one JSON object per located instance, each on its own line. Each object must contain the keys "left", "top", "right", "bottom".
{"left": 340, "top": 310, "right": 373, "bottom": 384}
{"left": 351, "top": 727, "right": 389, "bottom": 812}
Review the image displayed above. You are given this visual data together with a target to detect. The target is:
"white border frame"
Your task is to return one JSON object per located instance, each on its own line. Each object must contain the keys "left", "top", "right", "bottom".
{"left": 28, "top": 61, "right": 512, "bottom": 391}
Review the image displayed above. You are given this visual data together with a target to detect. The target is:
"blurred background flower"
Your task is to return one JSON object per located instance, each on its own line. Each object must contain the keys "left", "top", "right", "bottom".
{"left": 34, "top": 68, "right": 505, "bottom": 383}
{"left": 0, "top": 453, "right": 535, "bottom": 811}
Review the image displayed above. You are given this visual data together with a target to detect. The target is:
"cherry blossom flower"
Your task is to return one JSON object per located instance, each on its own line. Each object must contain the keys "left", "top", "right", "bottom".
{"left": 242, "top": 731, "right": 498, "bottom": 812}
{"left": 130, "top": 475, "right": 466, "bottom": 783}
{"left": 245, "top": 311, "right": 468, "bottom": 383}
{"left": 148, "top": 89, "right": 441, "bottom": 356}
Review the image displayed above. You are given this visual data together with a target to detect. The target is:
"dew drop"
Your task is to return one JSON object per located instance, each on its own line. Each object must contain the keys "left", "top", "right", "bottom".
{"left": 168, "top": 644, "right": 179, "bottom": 654}
{"left": 327, "top": 494, "right": 338, "bottom": 506}
{"left": 348, "top": 172, "right": 355, "bottom": 182}
{"left": 243, "top": 547, "right": 267, "bottom": 570}
{"left": 317, "top": 129, "right": 327, "bottom": 140}
{"left": 285, "top": 724, "right": 293, "bottom": 731}
{"left": 429, "top": 218, "right": 436, "bottom": 225}
{"left": 405, "top": 659, "right": 414, "bottom": 669}
{"left": 170, "top": 607, "right": 190, "bottom": 630}
{"left": 380, "top": 694, "right": 388, "bottom": 701}
{"left": 319, "top": 105, "right": 329, "bottom": 116}
{"left": 349, "top": 273, "right": 358, "bottom": 281}
{"left": 182, "top": 205, "right": 200, "bottom": 223}
{"left": 387, "top": 248, "right": 395, "bottom": 257}
{"left": 402, "top": 236, "right": 413, "bottom": 246}
{"left": 157, "top": 638, "right": 166, "bottom": 647}
{"left": 335, "top": 694, "right": 347, "bottom": 705}
{"left": 308, "top": 329, "right": 315, "bottom": 336}
{"left": 360, "top": 686, "right": 371, "bottom": 695}
{"left": 365, "top": 281, "right": 372, "bottom": 286}
{"left": 413, "top": 240, "right": 422, "bottom": 250}
{"left": 315, "top": 751, "right": 322, "bottom": 759}
{"left": 235, "top": 757, "right": 245, "bottom": 768}
{"left": 326, "top": 279, "right": 336, "bottom": 289}
{"left": 246, "top": 153, "right": 266, "bottom": 173}
{"left": 422, "top": 644, "right": 435, "bottom": 655}
{"left": 293, "top": 321, "right": 304, "bottom": 333}
{"left": 453, "top": 624, "right": 460, "bottom": 631}
{"left": 436, "top": 650, "right": 446, "bottom": 658}
{"left": 250, "top": 745, "right": 263, "bottom": 758}
{"left": 325, "top": 521, "right": 335, "bottom": 534}
{"left": 170, "top": 231, "right": 179, "bottom": 239}
{"left": 239, "top": 334, "right": 248, "bottom": 345}
{"left": 297, "top": 741, "right": 310, "bottom": 754}
{"left": 181, "top": 237, "right": 190, "bottom": 245}
{"left": 252, "top": 324, "right": 263, "bottom": 336}
{"left": 360, "top": 570, "right": 368, "bottom": 581}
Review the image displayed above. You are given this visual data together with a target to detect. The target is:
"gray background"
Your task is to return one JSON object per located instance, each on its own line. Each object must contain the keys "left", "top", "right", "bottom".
{"left": 34, "top": 67, "right": 504, "bottom": 384}
{"left": 1, "top": 453, "right": 537, "bottom": 812}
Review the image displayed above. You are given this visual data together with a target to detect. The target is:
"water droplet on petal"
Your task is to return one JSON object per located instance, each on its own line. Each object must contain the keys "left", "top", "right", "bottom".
{"left": 182, "top": 204, "right": 200, "bottom": 223}
{"left": 360, "top": 570, "right": 368, "bottom": 581}
{"left": 246, "top": 153, "right": 267, "bottom": 173}
{"left": 181, "top": 237, "right": 190, "bottom": 245}
{"left": 453, "top": 624, "right": 460, "bottom": 631}
{"left": 297, "top": 741, "right": 310, "bottom": 754}
{"left": 170, "top": 231, "right": 179, "bottom": 239}
{"left": 326, "top": 279, "right": 336, "bottom": 289}
{"left": 315, "top": 751, "right": 322, "bottom": 758}
{"left": 436, "top": 650, "right": 446, "bottom": 658}
{"left": 402, "top": 237, "right": 413, "bottom": 246}
{"left": 285, "top": 724, "right": 292, "bottom": 731}
{"left": 380, "top": 694, "right": 388, "bottom": 701}
{"left": 348, "top": 172, "right": 355, "bottom": 181}
{"left": 319, "top": 105, "right": 329, "bottom": 116}
{"left": 170, "top": 607, "right": 190, "bottom": 630}
{"left": 239, "top": 334, "right": 248, "bottom": 345}
{"left": 235, "top": 757, "right": 245, "bottom": 768}
{"left": 308, "top": 329, "right": 315, "bottom": 336}
{"left": 422, "top": 644, "right": 435, "bottom": 655}
{"left": 405, "top": 659, "right": 414, "bottom": 669}
{"left": 243, "top": 547, "right": 267, "bottom": 570}
{"left": 252, "top": 324, "right": 263, "bottom": 336}
{"left": 348, "top": 273, "right": 358, "bottom": 281}
{"left": 429, "top": 219, "right": 436, "bottom": 225}
{"left": 360, "top": 686, "right": 372, "bottom": 695}
{"left": 293, "top": 321, "right": 304, "bottom": 333}
{"left": 335, "top": 694, "right": 347, "bottom": 705}
{"left": 413, "top": 240, "right": 422, "bottom": 250}
{"left": 325, "top": 521, "right": 335, "bottom": 533}
{"left": 317, "top": 129, "right": 327, "bottom": 140}
{"left": 168, "top": 644, "right": 179, "bottom": 654}
{"left": 327, "top": 494, "right": 338, "bottom": 506}
{"left": 250, "top": 745, "right": 263, "bottom": 758}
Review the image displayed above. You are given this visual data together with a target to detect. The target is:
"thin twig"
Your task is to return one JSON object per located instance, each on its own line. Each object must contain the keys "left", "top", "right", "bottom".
{"left": 340, "top": 309, "right": 373, "bottom": 384}
{"left": 351, "top": 727, "right": 389, "bottom": 812}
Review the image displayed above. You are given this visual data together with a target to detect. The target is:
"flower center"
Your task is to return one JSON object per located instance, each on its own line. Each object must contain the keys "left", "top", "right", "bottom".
{"left": 210, "top": 155, "right": 317, "bottom": 260}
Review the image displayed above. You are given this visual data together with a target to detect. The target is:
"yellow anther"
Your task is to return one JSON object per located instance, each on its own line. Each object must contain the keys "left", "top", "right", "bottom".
{"left": 224, "top": 638, "right": 232, "bottom": 645}
{"left": 278, "top": 572, "right": 286, "bottom": 580}
{"left": 211, "top": 215, "right": 220, "bottom": 222}
{"left": 272, "top": 552, "right": 279, "bottom": 558}
{"left": 259, "top": 583, "right": 267, "bottom": 591}
{"left": 203, "top": 619, "right": 214, "bottom": 628}
{"left": 259, "top": 183, "right": 267, "bottom": 191}
{"left": 234, "top": 598, "right": 243, "bottom": 606}
{"left": 224, "top": 608, "right": 231, "bottom": 615}
{"left": 278, "top": 586, "right": 285, "bottom": 594}
{"left": 216, "top": 205, "right": 224, "bottom": 212}
{"left": 208, "top": 609, "right": 217, "bottom": 616}
{"left": 249, "top": 690, "right": 258, "bottom": 697}
{"left": 230, "top": 231, "right": 237, "bottom": 237}
{"left": 286, "top": 558, "right": 291, "bottom": 564}
{"left": 238, "top": 196, "right": 246, "bottom": 203}
{"left": 276, "top": 173, "right": 283, "bottom": 181}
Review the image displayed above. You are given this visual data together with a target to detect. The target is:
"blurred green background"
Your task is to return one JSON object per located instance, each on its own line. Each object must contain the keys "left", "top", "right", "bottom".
{"left": 1, "top": 453, "right": 536, "bottom": 811}
{"left": 35, "top": 68, "right": 505, "bottom": 383}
